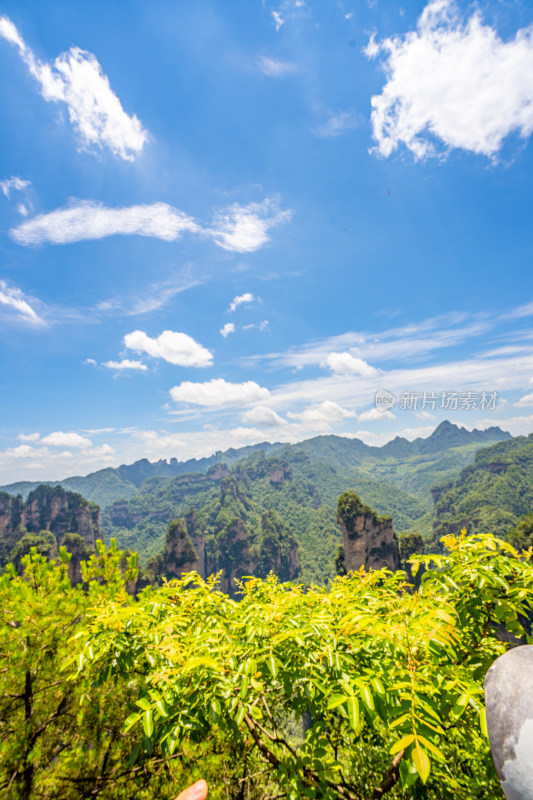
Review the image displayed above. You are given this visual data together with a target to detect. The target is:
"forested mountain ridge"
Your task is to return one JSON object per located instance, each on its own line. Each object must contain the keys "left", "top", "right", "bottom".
{"left": 0, "top": 421, "right": 509, "bottom": 508}
{"left": 101, "top": 422, "right": 511, "bottom": 583}
{"left": 0, "top": 484, "right": 100, "bottom": 576}
{"left": 431, "top": 432, "right": 533, "bottom": 545}
{"left": 0, "top": 441, "right": 282, "bottom": 508}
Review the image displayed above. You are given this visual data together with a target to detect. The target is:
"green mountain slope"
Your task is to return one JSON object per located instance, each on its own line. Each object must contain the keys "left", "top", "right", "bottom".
{"left": 102, "top": 422, "right": 511, "bottom": 584}
{"left": 431, "top": 432, "right": 533, "bottom": 544}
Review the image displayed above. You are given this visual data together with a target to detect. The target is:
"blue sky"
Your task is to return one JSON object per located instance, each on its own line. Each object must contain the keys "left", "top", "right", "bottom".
{"left": 1, "top": 0, "right": 533, "bottom": 482}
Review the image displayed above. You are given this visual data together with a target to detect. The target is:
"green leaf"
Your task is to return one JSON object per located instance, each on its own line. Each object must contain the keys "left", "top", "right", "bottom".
{"left": 362, "top": 686, "right": 375, "bottom": 711}
{"left": 390, "top": 734, "right": 415, "bottom": 755}
{"left": 346, "top": 696, "right": 360, "bottom": 732}
{"left": 412, "top": 743, "right": 431, "bottom": 784}
{"left": 266, "top": 655, "right": 279, "bottom": 678}
{"left": 142, "top": 708, "right": 153, "bottom": 738}
{"left": 155, "top": 699, "right": 168, "bottom": 718}
{"left": 123, "top": 712, "right": 141, "bottom": 732}
{"left": 136, "top": 697, "right": 151, "bottom": 711}
{"left": 480, "top": 707, "right": 488, "bottom": 738}
{"left": 327, "top": 693, "right": 347, "bottom": 710}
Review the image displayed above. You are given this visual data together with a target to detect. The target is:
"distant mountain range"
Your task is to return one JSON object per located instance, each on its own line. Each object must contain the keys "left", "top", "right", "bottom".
{"left": 0, "top": 421, "right": 510, "bottom": 508}
{"left": 0, "top": 422, "right": 525, "bottom": 585}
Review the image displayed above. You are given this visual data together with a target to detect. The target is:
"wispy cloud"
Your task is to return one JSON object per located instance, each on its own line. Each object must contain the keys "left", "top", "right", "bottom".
{"left": 11, "top": 196, "right": 292, "bottom": 253}
{"left": 313, "top": 110, "right": 360, "bottom": 138}
{"left": 0, "top": 16, "right": 147, "bottom": 160}
{"left": 208, "top": 197, "right": 292, "bottom": 253}
{"left": 98, "top": 271, "right": 203, "bottom": 317}
{"left": 0, "top": 280, "right": 45, "bottom": 325}
{"left": 102, "top": 359, "right": 148, "bottom": 371}
{"left": 228, "top": 292, "right": 256, "bottom": 313}
{"left": 0, "top": 176, "right": 30, "bottom": 198}
{"left": 258, "top": 56, "right": 297, "bottom": 77}
{"left": 366, "top": 0, "right": 533, "bottom": 160}
{"left": 11, "top": 201, "right": 200, "bottom": 246}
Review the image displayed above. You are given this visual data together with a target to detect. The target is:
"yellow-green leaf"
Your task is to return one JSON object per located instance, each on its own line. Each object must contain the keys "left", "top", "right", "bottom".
{"left": 346, "top": 696, "right": 359, "bottom": 731}
{"left": 327, "top": 693, "right": 347, "bottom": 710}
{"left": 412, "top": 744, "right": 430, "bottom": 784}
{"left": 390, "top": 734, "right": 415, "bottom": 755}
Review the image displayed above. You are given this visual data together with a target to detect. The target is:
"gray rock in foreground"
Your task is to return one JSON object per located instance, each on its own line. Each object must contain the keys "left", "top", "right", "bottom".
{"left": 485, "top": 646, "right": 533, "bottom": 800}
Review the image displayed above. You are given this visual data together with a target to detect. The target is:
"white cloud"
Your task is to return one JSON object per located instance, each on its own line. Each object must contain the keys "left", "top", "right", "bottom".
{"left": 84, "top": 358, "right": 97, "bottom": 366}
{"left": 0, "top": 16, "right": 147, "bottom": 160}
{"left": 209, "top": 198, "right": 292, "bottom": 253}
{"left": 0, "top": 176, "right": 30, "bottom": 198}
{"left": 170, "top": 378, "right": 270, "bottom": 407}
{"left": 287, "top": 400, "right": 356, "bottom": 429}
{"left": 314, "top": 110, "right": 360, "bottom": 138}
{"left": 229, "top": 292, "right": 255, "bottom": 313}
{"left": 515, "top": 392, "right": 533, "bottom": 408}
{"left": 358, "top": 407, "right": 396, "bottom": 422}
{"left": 124, "top": 330, "right": 213, "bottom": 367}
{"left": 41, "top": 431, "right": 92, "bottom": 448}
{"left": 272, "top": 10, "right": 284, "bottom": 31}
{"left": 325, "top": 351, "right": 378, "bottom": 376}
{"left": 352, "top": 425, "right": 435, "bottom": 447}
{"left": 11, "top": 201, "right": 199, "bottom": 246}
{"left": 220, "top": 322, "right": 235, "bottom": 338}
{"left": 242, "top": 406, "right": 287, "bottom": 427}
{"left": 103, "top": 359, "right": 148, "bottom": 371}
{"left": 367, "top": 0, "right": 533, "bottom": 160}
{"left": 0, "top": 280, "right": 45, "bottom": 325}
{"left": 17, "top": 203, "right": 29, "bottom": 216}
{"left": 258, "top": 56, "right": 297, "bottom": 77}
{"left": 18, "top": 432, "right": 40, "bottom": 442}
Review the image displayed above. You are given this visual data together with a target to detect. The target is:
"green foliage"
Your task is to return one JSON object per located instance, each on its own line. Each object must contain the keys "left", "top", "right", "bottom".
{"left": 399, "top": 532, "right": 424, "bottom": 563}
{"left": 9, "top": 530, "right": 58, "bottom": 568}
{"left": 430, "top": 432, "right": 533, "bottom": 547}
{"left": 82, "top": 533, "right": 533, "bottom": 800}
{"left": 506, "top": 512, "right": 533, "bottom": 551}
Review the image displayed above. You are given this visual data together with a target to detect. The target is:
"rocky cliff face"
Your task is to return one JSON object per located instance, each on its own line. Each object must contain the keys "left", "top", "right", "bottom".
{"left": 0, "top": 485, "right": 101, "bottom": 567}
{"left": 336, "top": 491, "right": 400, "bottom": 572}
{"left": 154, "top": 482, "right": 300, "bottom": 595}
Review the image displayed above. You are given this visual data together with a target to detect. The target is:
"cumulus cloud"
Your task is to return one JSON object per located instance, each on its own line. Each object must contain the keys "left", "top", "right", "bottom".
{"left": 209, "top": 198, "right": 292, "bottom": 253}
{"left": 366, "top": 0, "right": 533, "bottom": 160}
{"left": 515, "top": 392, "right": 533, "bottom": 407}
{"left": 242, "top": 406, "right": 287, "bottom": 427}
{"left": 18, "top": 432, "right": 40, "bottom": 442}
{"left": 170, "top": 378, "right": 270, "bottom": 407}
{"left": 103, "top": 359, "right": 147, "bottom": 371}
{"left": 0, "top": 280, "right": 45, "bottom": 325}
{"left": 287, "top": 400, "right": 356, "bottom": 428}
{"left": 124, "top": 330, "right": 213, "bottom": 368}
{"left": 229, "top": 292, "right": 255, "bottom": 313}
{"left": 220, "top": 322, "right": 235, "bottom": 338}
{"left": 358, "top": 407, "right": 396, "bottom": 422}
{"left": 0, "top": 16, "right": 147, "bottom": 160}
{"left": 258, "top": 56, "right": 297, "bottom": 77}
{"left": 325, "top": 352, "right": 378, "bottom": 376}
{"left": 11, "top": 201, "right": 199, "bottom": 246}
{"left": 0, "top": 176, "right": 30, "bottom": 198}
{"left": 314, "top": 110, "right": 360, "bottom": 137}
{"left": 41, "top": 431, "right": 92, "bottom": 448}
